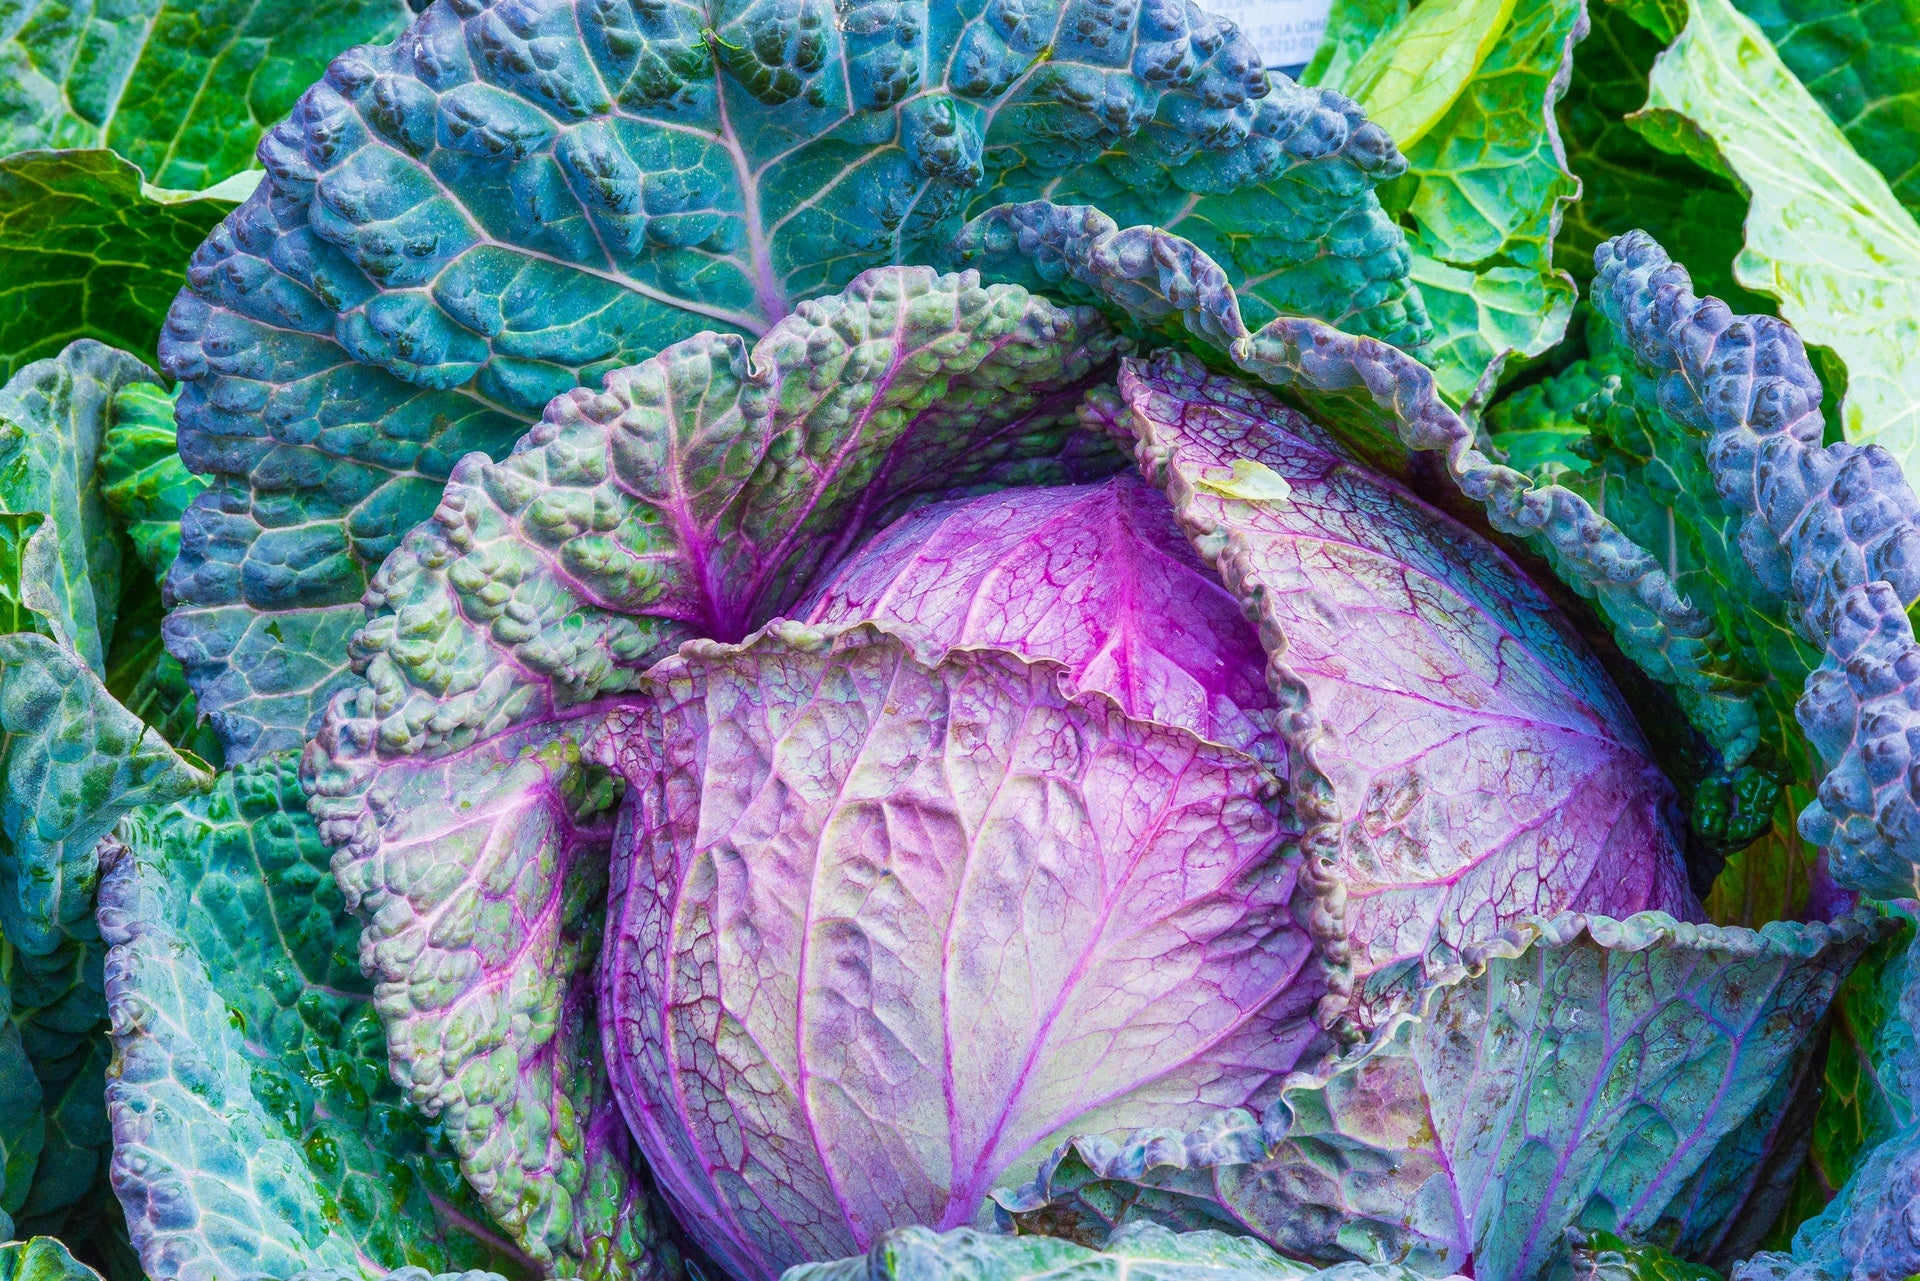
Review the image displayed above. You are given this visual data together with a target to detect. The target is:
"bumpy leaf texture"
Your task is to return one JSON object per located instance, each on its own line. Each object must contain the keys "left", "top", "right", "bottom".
{"left": 1590, "top": 232, "right": 1920, "bottom": 901}
{"left": 787, "top": 1222, "right": 1459, "bottom": 1281}
{"left": 99, "top": 759, "right": 537, "bottom": 1281}
{"left": 1730, "top": 0, "right": 1920, "bottom": 223}
{"left": 595, "top": 621, "right": 1323, "bottom": 1281}
{"left": 99, "top": 383, "right": 207, "bottom": 581}
{"left": 301, "top": 268, "right": 1123, "bottom": 1278}
{"left": 954, "top": 199, "right": 1763, "bottom": 785}
{"left": 1639, "top": 0, "right": 1920, "bottom": 469}
{"left": 1109, "top": 351, "right": 1695, "bottom": 1021}
{"left": 996, "top": 909, "right": 1887, "bottom": 1281}
{"left": 163, "top": 0, "right": 1419, "bottom": 761}
{"left": 0, "top": 152, "right": 251, "bottom": 382}
{"left": 797, "top": 472, "right": 1286, "bottom": 770}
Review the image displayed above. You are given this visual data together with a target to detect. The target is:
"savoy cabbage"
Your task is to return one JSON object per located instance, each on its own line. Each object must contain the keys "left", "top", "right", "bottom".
{"left": 0, "top": 0, "right": 1914, "bottom": 1279}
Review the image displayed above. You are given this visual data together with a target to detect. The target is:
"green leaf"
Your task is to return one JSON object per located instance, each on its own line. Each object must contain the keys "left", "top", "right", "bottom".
{"left": 100, "top": 757, "right": 538, "bottom": 1281}
{"left": 1730, "top": 0, "right": 1920, "bottom": 221}
{"left": 1302, "top": 0, "right": 1409, "bottom": 89}
{"left": 789, "top": 1222, "right": 1441, "bottom": 1281}
{"left": 98, "top": 382, "right": 203, "bottom": 582}
{"left": 0, "top": 1239, "right": 102, "bottom": 1281}
{"left": 0, "top": 340, "right": 158, "bottom": 671}
{"left": 1395, "top": 0, "right": 1585, "bottom": 401}
{"left": 1568, "top": 1230, "right": 1722, "bottom": 1281}
{"left": 0, "top": 152, "right": 248, "bottom": 384}
{"left": 1640, "top": 0, "right": 1920, "bottom": 469}
{"left": 0, "top": 0, "right": 408, "bottom": 192}
{"left": 158, "top": 0, "right": 1429, "bottom": 762}
{"left": 0, "top": 971, "right": 45, "bottom": 1241}
{"left": 1336, "top": 0, "right": 1520, "bottom": 149}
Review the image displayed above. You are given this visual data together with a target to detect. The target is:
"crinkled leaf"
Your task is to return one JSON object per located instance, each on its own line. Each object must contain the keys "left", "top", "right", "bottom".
{"left": 300, "top": 266, "right": 1123, "bottom": 1276}
{"left": 1554, "top": 0, "right": 1770, "bottom": 310}
{"left": 996, "top": 910, "right": 1886, "bottom": 1281}
{"left": 799, "top": 471, "right": 1284, "bottom": 768}
{"left": 1730, "top": 0, "right": 1920, "bottom": 221}
{"left": 99, "top": 382, "right": 204, "bottom": 582}
{"left": 787, "top": 1222, "right": 1454, "bottom": 1281}
{"left": 956, "top": 200, "right": 1763, "bottom": 779}
{"left": 0, "top": 340, "right": 158, "bottom": 670}
{"left": 1391, "top": 0, "right": 1586, "bottom": 400}
{"left": 1591, "top": 232, "right": 1920, "bottom": 899}
{"left": 159, "top": 0, "right": 1415, "bottom": 761}
{"left": 0, "top": 1240, "right": 102, "bottom": 1281}
{"left": 0, "top": 630, "right": 209, "bottom": 957}
{"left": 594, "top": 621, "right": 1324, "bottom": 1281}
{"left": 1639, "top": 0, "right": 1920, "bottom": 468}
{"left": 100, "top": 758, "right": 537, "bottom": 1281}
{"left": 0, "top": 0, "right": 408, "bottom": 191}
{"left": 1113, "top": 350, "right": 1694, "bottom": 1024}
{"left": 0, "top": 152, "right": 249, "bottom": 384}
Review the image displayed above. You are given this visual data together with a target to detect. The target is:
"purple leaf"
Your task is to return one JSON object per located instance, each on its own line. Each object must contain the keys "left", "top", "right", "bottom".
{"left": 1113, "top": 350, "right": 1698, "bottom": 1025}
{"left": 593, "top": 622, "right": 1328, "bottom": 1281}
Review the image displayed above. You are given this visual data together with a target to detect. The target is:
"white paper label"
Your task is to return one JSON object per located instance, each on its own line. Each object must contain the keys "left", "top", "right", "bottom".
{"left": 1207, "top": 0, "right": 1334, "bottom": 68}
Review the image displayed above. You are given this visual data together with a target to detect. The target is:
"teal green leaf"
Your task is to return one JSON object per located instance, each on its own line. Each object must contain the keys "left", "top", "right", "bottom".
{"left": 0, "top": 340, "right": 157, "bottom": 670}
{"left": 0, "top": 0, "right": 408, "bottom": 192}
{"left": 789, "top": 1223, "right": 1445, "bottom": 1281}
{"left": 995, "top": 910, "right": 1886, "bottom": 1281}
{"left": 99, "top": 382, "right": 203, "bottom": 582}
{"left": 101, "top": 756, "right": 537, "bottom": 1281}
{"left": 0, "top": 1239, "right": 102, "bottom": 1281}
{"left": 1640, "top": 0, "right": 1920, "bottom": 469}
{"left": 0, "top": 151, "right": 249, "bottom": 384}
{"left": 157, "top": 0, "right": 1427, "bottom": 762}
{"left": 1554, "top": 1, "right": 1770, "bottom": 310}
{"left": 1730, "top": 0, "right": 1920, "bottom": 220}
{"left": 0, "top": 627, "right": 210, "bottom": 956}
{"left": 1394, "top": 0, "right": 1585, "bottom": 402}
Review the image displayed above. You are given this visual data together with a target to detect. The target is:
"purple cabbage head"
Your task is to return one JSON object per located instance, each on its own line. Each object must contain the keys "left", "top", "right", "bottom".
{"left": 581, "top": 348, "right": 1696, "bottom": 1277}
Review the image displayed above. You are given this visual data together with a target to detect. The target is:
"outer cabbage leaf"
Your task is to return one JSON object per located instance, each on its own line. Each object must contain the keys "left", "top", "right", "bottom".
{"left": 1553, "top": 0, "right": 1767, "bottom": 310}
{"left": 1392, "top": 0, "right": 1585, "bottom": 401}
{"left": 1111, "top": 350, "right": 1694, "bottom": 1024}
{"left": 799, "top": 472, "right": 1284, "bottom": 769}
{"left": 955, "top": 201, "right": 1763, "bottom": 792}
{"left": 1590, "top": 232, "right": 1920, "bottom": 899}
{"left": 0, "top": 340, "right": 158, "bottom": 670}
{"left": 161, "top": 0, "right": 1417, "bottom": 762}
{"left": 1568, "top": 1231, "right": 1720, "bottom": 1281}
{"left": 301, "top": 268, "right": 1123, "bottom": 1277}
{"left": 995, "top": 909, "right": 1887, "bottom": 1281}
{"left": 1638, "top": 0, "right": 1920, "bottom": 469}
{"left": 1330, "top": 0, "right": 1516, "bottom": 151}
{"left": 787, "top": 1222, "right": 1459, "bottom": 1281}
{"left": 1730, "top": 0, "right": 1920, "bottom": 221}
{"left": 0, "top": 152, "right": 251, "bottom": 382}
{"left": 99, "top": 758, "right": 538, "bottom": 1281}
{"left": 0, "top": 0, "right": 409, "bottom": 191}
{"left": 99, "top": 383, "right": 206, "bottom": 581}
{"left": 1771, "top": 909, "right": 1915, "bottom": 1237}
{"left": 594, "top": 620, "right": 1325, "bottom": 1281}
{"left": 0, "top": 1239, "right": 103, "bottom": 1281}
